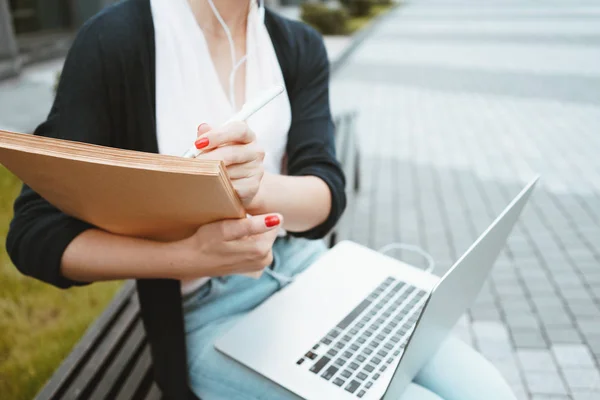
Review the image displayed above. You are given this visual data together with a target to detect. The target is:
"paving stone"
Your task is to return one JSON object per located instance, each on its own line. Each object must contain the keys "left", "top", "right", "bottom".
{"left": 546, "top": 326, "right": 584, "bottom": 344}
{"left": 539, "top": 312, "right": 574, "bottom": 328}
{"left": 581, "top": 270, "right": 600, "bottom": 287}
{"left": 506, "top": 313, "right": 542, "bottom": 330}
{"left": 571, "top": 391, "right": 600, "bottom": 400}
{"left": 472, "top": 321, "right": 511, "bottom": 342}
{"left": 532, "top": 297, "right": 564, "bottom": 309}
{"left": 478, "top": 341, "right": 515, "bottom": 362}
{"left": 562, "top": 368, "right": 600, "bottom": 391}
{"left": 502, "top": 300, "right": 535, "bottom": 313}
{"left": 497, "top": 283, "right": 529, "bottom": 297}
{"left": 473, "top": 321, "right": 514, "bottom": 361}
{"left": 553, "top": 345, "right": 596, "bottom": 368}
{"left": 553, "top": 273, "right": 587, "bottom": 288}
{"left": 470, "top": 306, "right": 503, "bottom": 321}
{"left": 578, "top": 321, "right": 600, "bottom": 337}
{"left": 492, "top": 355, "right": 525, "bottom": 382}
{"left": 516, "top": 349, "right": 558, "bottom": 372}
{"left": 561, "top": 287, "right": 596, "bottom": 301}
{"left": 567, "top": 301, "right": 600, "bottom": 319}
{"left": 586, "top": 338, "right": 600, "bottom": 356}
{"left": 512, "top": 330, "right": 549, "bottom": 349}
{"left": 523, "top": 370, "right": 569, "bottom": 396}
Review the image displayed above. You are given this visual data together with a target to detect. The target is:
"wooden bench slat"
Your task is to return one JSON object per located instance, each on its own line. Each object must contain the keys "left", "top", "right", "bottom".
{"left": 61, "top": 299, "right": 140, "bottom": 399}
{"left": 144, "top": 383, "right": 162, "bottom": 400}
{"left": 34, "top": 282, "right": 136, "bottom": 400}
{"left": 115, "top": 346, "right": 153, "bottom": 400}
{"left": 88, "top": 320, "right": 146, "bottom": 400}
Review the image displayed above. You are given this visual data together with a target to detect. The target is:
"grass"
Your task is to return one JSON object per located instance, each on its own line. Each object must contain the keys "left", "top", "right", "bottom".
{"left": 347, "top": 4, "right": 393, "bottom": 34}
{"left": 0, "top": 166, "right": 122, "bottom": 400}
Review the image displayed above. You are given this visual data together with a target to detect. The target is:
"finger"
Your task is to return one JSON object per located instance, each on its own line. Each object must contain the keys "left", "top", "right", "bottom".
{"left": 194, "top": 121, "right": 256, "bottom": 151}
{"left": 226, "top": 162, "right": 261, "bottom": 179}
{"left": 196, "top": 123, "right": 212, "bottom": 138}
{"left": 228, "top": 231, "right": 277, "bottom": 263}
{"left": 230, "top": 180, "right": 259, "bottom": 204}
{"left": 196, "top": 144, "right": 261, "bottom": 166}
{"left": 220, "top": 251, "right": 273, "bottom": 275}
{"left": 219, "top": 213, "right": 283, "bottom": 241}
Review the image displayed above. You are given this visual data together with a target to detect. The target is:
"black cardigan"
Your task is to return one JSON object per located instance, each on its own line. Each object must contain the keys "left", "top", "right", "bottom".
{"left": 6, "top": 0, "right": 346, "bottom": 398}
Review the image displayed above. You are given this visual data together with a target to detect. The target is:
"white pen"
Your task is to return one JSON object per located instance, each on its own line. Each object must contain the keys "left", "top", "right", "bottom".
{"left": 182, "top": 85, "right": 285, "bottom": 159}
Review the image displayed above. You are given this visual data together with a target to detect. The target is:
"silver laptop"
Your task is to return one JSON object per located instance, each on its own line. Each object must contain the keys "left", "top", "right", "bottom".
{"left": 215, "top": 177, "right": 538, "bottom": 400}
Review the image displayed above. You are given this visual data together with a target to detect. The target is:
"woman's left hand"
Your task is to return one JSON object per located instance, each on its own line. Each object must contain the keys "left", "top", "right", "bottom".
{"left": 194, "top": 122, "right": 265, "bottom": 209}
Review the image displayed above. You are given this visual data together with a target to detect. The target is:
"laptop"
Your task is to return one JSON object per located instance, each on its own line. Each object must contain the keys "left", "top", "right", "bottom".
{"left": 215, "top": 177, "right": 538, "bottom": 399}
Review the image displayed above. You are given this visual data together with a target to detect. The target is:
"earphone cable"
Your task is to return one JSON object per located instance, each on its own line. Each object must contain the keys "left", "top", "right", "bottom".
{"left": 377, "top": 243, "right": 436, "bottom": 274}
{"left": 205, "top": 0, "right": 265, "bottom": 110}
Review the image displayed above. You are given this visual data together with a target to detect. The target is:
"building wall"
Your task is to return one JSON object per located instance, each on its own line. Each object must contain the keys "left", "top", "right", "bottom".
{"left": 0, "top": 0, "right": 120, "bottom": 79}
{"left": 71, "top": 0, "right": 111, "bottom": 28}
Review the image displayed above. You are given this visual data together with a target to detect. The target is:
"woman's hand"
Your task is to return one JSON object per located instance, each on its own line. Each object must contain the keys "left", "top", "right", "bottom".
{"left": 194, "top": 122, "right": 265, "bottom": 209}
{"left": 171, "top": 213, "right": 282, "bottom": 280}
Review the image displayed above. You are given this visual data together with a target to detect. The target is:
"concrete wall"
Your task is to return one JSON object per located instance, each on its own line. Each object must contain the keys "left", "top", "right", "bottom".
{"left": 37, "top": 0, "right": 72, "bottom": 32}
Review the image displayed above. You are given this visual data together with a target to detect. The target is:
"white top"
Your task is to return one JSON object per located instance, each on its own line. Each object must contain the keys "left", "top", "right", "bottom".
{"left": 150, "top": 0, "right": 292, "bottom": 294}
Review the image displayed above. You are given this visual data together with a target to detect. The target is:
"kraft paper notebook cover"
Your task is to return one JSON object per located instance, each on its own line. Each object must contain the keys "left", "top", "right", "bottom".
{"left": 0, "top": 130, "right": 246, "bottom": 242}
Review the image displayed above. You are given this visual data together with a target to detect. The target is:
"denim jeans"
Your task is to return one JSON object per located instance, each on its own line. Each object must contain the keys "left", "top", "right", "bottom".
{"left": 184, "top": 237, "right": 516, "bottom": 400}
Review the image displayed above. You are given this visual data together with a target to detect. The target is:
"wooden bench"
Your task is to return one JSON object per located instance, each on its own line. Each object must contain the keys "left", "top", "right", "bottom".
{"left": 34, "top": 112, "right": 360, "bottom": 400}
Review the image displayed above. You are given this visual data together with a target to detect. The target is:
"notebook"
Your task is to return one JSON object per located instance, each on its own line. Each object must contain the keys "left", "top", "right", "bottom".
{"left": 0, "top": 130, "right": 246, "bottom": 242}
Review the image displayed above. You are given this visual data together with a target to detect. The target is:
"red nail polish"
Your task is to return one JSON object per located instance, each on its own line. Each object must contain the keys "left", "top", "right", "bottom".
{"left": 195, "top": 137, "right": 209, "bottom": 149}
{"left": 265, "top": 215, "right": 280, "bottom": 228}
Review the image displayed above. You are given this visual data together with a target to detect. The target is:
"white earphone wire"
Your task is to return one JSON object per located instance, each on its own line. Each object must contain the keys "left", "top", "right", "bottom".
{"left": 205, "top": 0, "right": 265, "bottom": 110}
{"left": 378, "top": 243, "right": 436, "bottom": 274}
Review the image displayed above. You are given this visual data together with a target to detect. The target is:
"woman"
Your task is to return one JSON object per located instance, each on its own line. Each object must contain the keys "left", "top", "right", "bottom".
{"left": 7, "top": 0, "right": 516, "bottom": 399}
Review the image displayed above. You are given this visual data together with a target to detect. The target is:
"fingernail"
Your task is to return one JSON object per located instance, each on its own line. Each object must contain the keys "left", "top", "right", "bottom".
{"left": 197, "top": 123, "right": 208, "bottom": 132}
{"left": 195, "top": 137, "right": 209, "bottom": 149}
{"left": 265, "top": 215, "right": 280, "bottom": 228}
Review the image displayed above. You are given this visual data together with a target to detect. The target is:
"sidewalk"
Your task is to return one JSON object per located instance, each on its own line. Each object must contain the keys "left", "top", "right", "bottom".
{"left": 0, "top": 58, "right": 62, "bottom": 133}
{"left": 331, "top": 1, "right": 600, "bottom": 398}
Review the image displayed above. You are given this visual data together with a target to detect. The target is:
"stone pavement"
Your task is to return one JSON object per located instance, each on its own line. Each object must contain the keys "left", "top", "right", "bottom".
{"left": 0, "top": 58, "right": 62, "bottom": 133}
{"left": 331, "top": 1, "right": 600, "bottom": 399}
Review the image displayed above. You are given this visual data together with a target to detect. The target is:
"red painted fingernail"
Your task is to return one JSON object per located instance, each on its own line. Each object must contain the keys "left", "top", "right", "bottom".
{"left": 195, "top": 137, "right": 209, "bottom": 149}
{"left": 265, "top": 215, "right": 280, "bottom": 228}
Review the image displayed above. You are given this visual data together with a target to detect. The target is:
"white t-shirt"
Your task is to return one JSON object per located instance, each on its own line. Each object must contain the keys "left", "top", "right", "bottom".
{"left": 150, "top": 0, "right": 292, "bottom": 294}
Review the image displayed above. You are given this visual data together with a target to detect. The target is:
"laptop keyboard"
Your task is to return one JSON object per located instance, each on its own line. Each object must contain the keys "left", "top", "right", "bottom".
{"left": 296, "top": 277, "right": 428, "bottom": 398}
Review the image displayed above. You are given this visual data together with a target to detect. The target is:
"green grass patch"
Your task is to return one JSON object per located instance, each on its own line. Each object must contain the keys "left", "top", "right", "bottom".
{"left": 348, "top": 4, "right": 393, "bottom": 34}
{"left": 0, "top": 165, "right": 122, "bottom": 400}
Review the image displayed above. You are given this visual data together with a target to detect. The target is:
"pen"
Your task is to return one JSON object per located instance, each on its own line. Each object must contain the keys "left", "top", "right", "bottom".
{"left": 182, "top": 85, "right": 285, "bottom": 159}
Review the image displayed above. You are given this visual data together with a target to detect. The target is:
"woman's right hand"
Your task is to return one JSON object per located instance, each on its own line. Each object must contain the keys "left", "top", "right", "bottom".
{"left": 195, "top": 122, "right": 265, "bottom": 209}
{"left": 171, "top": 213, "right": 283, "bottom": 280}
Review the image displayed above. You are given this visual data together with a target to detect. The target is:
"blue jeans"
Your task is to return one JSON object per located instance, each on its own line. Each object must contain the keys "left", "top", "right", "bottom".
{"left": 184, "top": 237, "right": 516, "bottom": 400}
